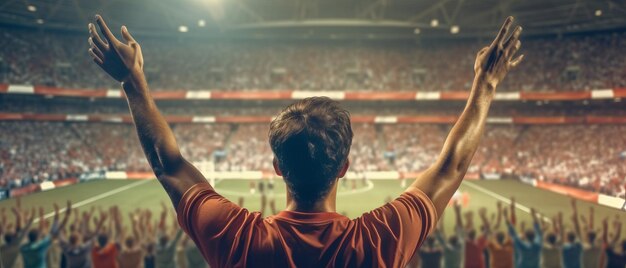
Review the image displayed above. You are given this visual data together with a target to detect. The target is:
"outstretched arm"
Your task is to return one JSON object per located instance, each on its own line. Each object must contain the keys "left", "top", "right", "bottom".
{"left": 51, "top": 202, "right": 72, "bottom": 237}
{"left": 408, "top": 16, "right": 523, "bottom": 216}
{"left": 510, "top": 197, "right": 517, "bottom": 226}
{"left": 479, "top": 207, "right": 491, "bottom": 237}
{"left": 609, "top": 217, "right": 622, "bottom": 246}
{"left": 570, "top": 199, "right": 583, "bottom": 240}
{"left": 88, "top": 15, "right": 207, "bottom": 208}
{"left": 504, "top": 209, "right": 521, "bottom": 244}
{"left": 16, "top": 209, "right": 36, "bottom": 244}
{"left": 602, "top": 217, "right": 610, "bottom": 246}
{"left": 493, "top": 201, "right": 503, "bottom": 230}
{"left": 531, "top": 208, "right": 542, "bottom": 245}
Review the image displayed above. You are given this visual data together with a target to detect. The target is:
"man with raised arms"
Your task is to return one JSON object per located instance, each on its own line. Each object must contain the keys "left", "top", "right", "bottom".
{"left": 87, "top": 14, "right": 523, "bottom": 267}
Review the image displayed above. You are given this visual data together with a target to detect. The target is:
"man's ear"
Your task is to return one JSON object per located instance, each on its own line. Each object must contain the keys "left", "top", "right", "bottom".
{"left": 337, "top": 159, "right": 350, "bottom": 179}
{"left": 273, "top": 158, "right": 283, "bottom": 176}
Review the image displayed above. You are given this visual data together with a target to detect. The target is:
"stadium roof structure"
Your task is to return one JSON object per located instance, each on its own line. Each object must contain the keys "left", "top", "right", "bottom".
{"left": 1, "top": 0, "right": 626, "bottom": 39}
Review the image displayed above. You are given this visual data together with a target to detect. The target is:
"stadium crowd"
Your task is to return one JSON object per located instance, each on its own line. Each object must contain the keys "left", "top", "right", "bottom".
{"left": 0, "top": 200, "right": 208, "bottom": 268}
{"left": 1, "top": 195, "right": 624, "bottom": 268}
{"left": 407, "top": 198, "right": 626, "bottom": 268}
{"left": 1, "top": 28, "right": 625, "bottom": 92}
{"left": 0, "top": 122, "right": 624, "bottom": 198}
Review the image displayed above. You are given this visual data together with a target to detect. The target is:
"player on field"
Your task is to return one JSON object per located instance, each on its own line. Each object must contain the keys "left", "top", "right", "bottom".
{"left": 88, "top": 13, "right": 523, "bottom": 267}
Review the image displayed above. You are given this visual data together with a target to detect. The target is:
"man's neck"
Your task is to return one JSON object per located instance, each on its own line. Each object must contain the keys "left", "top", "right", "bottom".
{"left": 284, "top": 184, "right": 338, "bottom": 213}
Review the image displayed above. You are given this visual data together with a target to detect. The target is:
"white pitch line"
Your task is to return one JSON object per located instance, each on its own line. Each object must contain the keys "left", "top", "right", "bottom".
{"left": 34, "top": 179, "right": 152, "bottom": 222}
{"left": 462, "top": 180, "right": 552, "bottom": 223}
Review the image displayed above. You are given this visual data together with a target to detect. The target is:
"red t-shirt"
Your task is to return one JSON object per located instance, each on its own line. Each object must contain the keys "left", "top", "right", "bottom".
{"left": 464, "top": 236, "right": 488, "bottom": 268}
{"left": 91, "top": 243, "right": 119, "bottom": 268}
{"left": 177, "top": 182, "right": 437, "bottom": 268}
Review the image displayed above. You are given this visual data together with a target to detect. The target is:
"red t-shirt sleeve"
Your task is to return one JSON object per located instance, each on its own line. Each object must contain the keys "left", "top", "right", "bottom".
{"left": 177, "top": 182, "right": 262, "bottom": 266}
{"left": 354, "top": 187, "right": 438, "bottom": 267}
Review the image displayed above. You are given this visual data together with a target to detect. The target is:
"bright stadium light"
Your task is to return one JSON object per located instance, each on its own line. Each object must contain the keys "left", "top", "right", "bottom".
{"left": 450, "top": 25, "right": 460, "bottom": 34}
{"left": 27, "top": 5, "right": 37, "bottom": 12}
{"left": 595, "top": 9, "right": 602, "bottom": 16}
{"left": 430, "top": 19, "right": 439, "bottom": 27}
{"left": 178, "top": 25, "right": 189, "bottom": 33}
{"left": 413, "top": 28, "right": 421, "bottom": 34}
{"left": 36, "top": 19, "right": 44, "bottom": 24}
{"left": 198, "top": 19, "right": 206, "bottom": 27}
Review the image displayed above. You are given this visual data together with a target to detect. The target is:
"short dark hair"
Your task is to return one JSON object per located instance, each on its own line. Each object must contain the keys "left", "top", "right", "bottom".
{"left": 524, "top": 229, "right": 535, "bottom": 241}
{"left": 587, "top": 231, "right": 597, "bottom": 243}
{"left": 4, "top": 232, "right": 15, "bottom": 244}
{"left": 97, "top": 233, "right": 109, "bottom": 247}
{"left": 546, "top": 232, "right": 557, "bottom": 244}
{"left": 27, "top": 229, "right": 39, "bottom": 243}
{"left": 269, "top": 97, "right": 353, "bottom": 208}
{"left": 566, "top": 231, "right": 576, "bottom": 242}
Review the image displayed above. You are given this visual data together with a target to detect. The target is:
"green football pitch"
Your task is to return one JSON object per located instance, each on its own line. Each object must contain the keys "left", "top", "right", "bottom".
{"left": 0, "top": 179, "right": 623, "bottom": 237}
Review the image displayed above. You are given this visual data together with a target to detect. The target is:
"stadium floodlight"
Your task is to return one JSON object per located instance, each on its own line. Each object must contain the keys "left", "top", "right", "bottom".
{"left": 36, "top": 19, "right": 44, "bottom": 24}
{"left": 413, "top": 28, "right": 421, "bottom": 34}
{"left": 27, "top": 5, "right": 37, "bottom": 12}
{"left": 595, "top": 10, "right": 602, "bottom": 16}
{"left": 450, "top": 25, "right": 460, "bottom": 34}
{"left": 198, "top": 19, "right": 206, "bottom": 27}
{"left": 178, "top": 25, "right": 189, "bottom": 33}
{"left": 430, "top": 19, "right": 439, "bottom": 27}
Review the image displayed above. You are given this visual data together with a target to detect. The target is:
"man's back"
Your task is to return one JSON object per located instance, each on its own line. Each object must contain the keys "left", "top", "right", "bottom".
{"left": 581, "top": 243, "right": 601, "bottom": 268}
{"left": 418, "top": 247, "right": 442, "bottom": 268}
{"left": 1, "top": 241, "right": 22, "bottom": 268}
{"left": 512, "top": 239, "right": 542, "bottom": 268}
{"left": 20, "top": 236, "right": 52, "bottom": 268}
{"left": 155, "top": 242, "right": 179, "bottom": 268}
{"left": 541, "top": 244, "right": 561, "bottom": 268}
{"left": 60, "top": 241, "right": 93, "bottom": 268}
{"left": 118, "top": 247, "right": 143, "bottom": 268}
{"left": 91, "top": 243, "right": 118, "bottom": 268}
{"left": 177, "top": 183, "right": 437, "bottom": 268}
{"left": 464, "top": 236, "right": 488, "bottom": 268}
{"left": 487, "top": 240, "right": 514, "bottom": 268}
{"left": 562, "top": 242, "right": 582, "bottom": 268}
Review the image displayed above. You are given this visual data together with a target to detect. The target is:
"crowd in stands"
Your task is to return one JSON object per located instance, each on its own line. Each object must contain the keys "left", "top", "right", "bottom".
{"left": 0, "top": 121, "right": 624, "bottom": 198}
{"left": 2, "top": 28, "right": 625, "bottom": 92}
{"left": 2, "top": 97, "right": 626, "bottom": 117}
{"left": 0, "top": 200, "right": 209, "bottom": 268}
{"left": 408, "top": 198, "right": 626, "bottom": 268}
{"left": 1, "top": 195, "right": 624, "bottom": 268}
